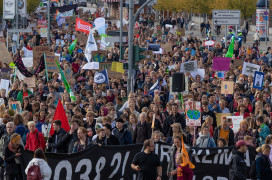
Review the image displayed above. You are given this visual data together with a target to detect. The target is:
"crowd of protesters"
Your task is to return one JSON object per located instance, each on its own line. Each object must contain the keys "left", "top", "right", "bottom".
{"left": 0, "top": 2, "right": 272, "bottom": 180}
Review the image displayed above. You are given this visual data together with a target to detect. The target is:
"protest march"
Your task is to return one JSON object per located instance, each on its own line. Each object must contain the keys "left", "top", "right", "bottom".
{"left": 0, "top": 0, "right": 272, "bottom": 180}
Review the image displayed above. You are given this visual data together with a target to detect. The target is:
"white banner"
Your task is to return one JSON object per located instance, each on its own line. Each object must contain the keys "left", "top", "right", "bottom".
{"left": 59, "top": 9, "right": 74, "bottom": 18}
{"left": 18, "top": 0, "right": 27, "bottom": 17}
{"left": 3, "top": 0, "right": 15, "bottom": 19}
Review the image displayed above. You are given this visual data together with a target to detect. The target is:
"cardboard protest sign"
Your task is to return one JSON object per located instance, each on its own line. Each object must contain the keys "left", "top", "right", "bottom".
{"left": 111, "top": 62, "right": 125, "bottom": 73}
{"left": 33, "top": 46, "right": 50, "bottom": 67}
{"left": 233, "top": 59, "right": 244, "bottom": 67}
{"left": 0, "top": 44, "right": 13, "bottom": 65}
{"left": 221, "top": 81, "right": 234, "bottom": 95}
{"left": 181, "top": 61, "right": 197, "bottom": 73}
{"left": 45, "top": 53, "right": 59, "bottom": 73}
{"left": 9, "top": 101, "right": 22, "bottom": 114}
{"left": 216, "top": 113, "right": 232, "bottom": 126}
{"left": 212, "top": 57, "right": 231, "bottom": 71}
{"left": 77, "top": 33, "right": 87, "bottom": 45}
{"left": 253, "top": 71, "right": 264, "bottom": 90}
{"left": 185, "top": 101, "right": 201, "bottom": 126}
{"left": 227, "top": 116, "right": 243, "bottom": 133}
{"left": 92, "top": 51, "right": 107, "bottom": 62}
{"left": 99, "top": 62, "right": 123, "bottom": 79}
{"left": 0, "top": 68, "right": 10, "bottom": 80}
{"left": 242, "top": 62, "right": 260, "bottom": 76}
{"left": 161, "top": 43, "right": 172, "bottom": 53}
{"left": 24, "top": 77, "right": 36, "bottom": 88}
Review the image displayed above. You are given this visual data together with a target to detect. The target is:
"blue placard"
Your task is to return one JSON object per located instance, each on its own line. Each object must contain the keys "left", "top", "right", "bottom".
{"left": 253, "top": 71, "right": 265, "bottom": 90}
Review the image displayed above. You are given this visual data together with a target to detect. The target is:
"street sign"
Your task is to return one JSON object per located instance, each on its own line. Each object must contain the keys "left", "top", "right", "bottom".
{"left": 213, "top": 19, "right": 240, "bottom": 25}
{"left": 105, "top": 36, "right": 127, "bottom": 43}
{"left": 212, "top": 9, "right": 241, "bottom": 25}
{"left": 213, "top": 10, "right": 241, "bottom": 18}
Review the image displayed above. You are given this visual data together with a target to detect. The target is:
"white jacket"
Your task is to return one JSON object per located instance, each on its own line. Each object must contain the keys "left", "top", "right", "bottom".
{"left": 25, "top": 158, "right": 52, "bottom": 180}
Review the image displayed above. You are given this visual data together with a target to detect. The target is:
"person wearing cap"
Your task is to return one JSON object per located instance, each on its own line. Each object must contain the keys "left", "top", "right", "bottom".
{"left": 103, "top": 124, "right": 120, "bottom": 145}
{"left": 229, "top": 140, "right": 248, "bottom": 180}
{"left": 112, "top": 118, "right": 132, "bottom": 145}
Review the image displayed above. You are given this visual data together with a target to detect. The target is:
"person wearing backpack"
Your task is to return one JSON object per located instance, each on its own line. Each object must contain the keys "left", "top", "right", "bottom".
{"left": 25, "top": 121, "right": 46, "bottom": 151}
{"left": 4, "top": 133, "right": 24, "bottom": 180}
{"left": 229, "top": 140, "right": 248, "bottom": 180}
{"left": 25, "top": 148, "right": 52, "bottom": 180}
{"left": 256, "top": 144, "right": 272, "bottom": 179}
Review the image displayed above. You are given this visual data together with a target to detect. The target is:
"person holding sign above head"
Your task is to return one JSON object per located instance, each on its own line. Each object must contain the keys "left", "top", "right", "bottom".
{"left": 131, "top": 139, "right": 162, "bottom": 180}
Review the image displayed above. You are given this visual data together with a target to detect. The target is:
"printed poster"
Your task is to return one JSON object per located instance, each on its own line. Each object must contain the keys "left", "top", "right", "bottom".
{"left": 185, "top": 101, "right": 201, "bottom": 126}
{"left": 253, "top": 71, "right": 264, "bottom": 90}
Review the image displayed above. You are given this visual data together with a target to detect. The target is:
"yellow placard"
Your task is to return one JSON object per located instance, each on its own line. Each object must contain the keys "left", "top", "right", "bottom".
{"left": 111, "top": 62, "right": 125, "bottom": 73}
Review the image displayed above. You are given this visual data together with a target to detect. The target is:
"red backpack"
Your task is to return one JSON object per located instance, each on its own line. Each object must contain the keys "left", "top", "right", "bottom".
{"left": 27, "top": 162, "right": 42, "bottom": 180}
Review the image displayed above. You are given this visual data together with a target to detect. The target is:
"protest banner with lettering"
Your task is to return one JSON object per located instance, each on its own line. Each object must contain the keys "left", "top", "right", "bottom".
{"left": 221, "top": 81, "right": 234, "bottom": 95}
{"left": 111, "top": 62, "right": 125, "bottom": 73}
{"left": 0, "top": 44, "right": 13, "bottom": 65}
{"left": 8, "top": 101, "right": 22, "bottom": 114}
{"left": 24, "top": 77, "right": 36, "bottom": 88}
{"left": 226, "top": 116, "right": 244, "bottom": 133}
{"left": 216, "top": 113, "right": 232, "bottom": 126}
{"left": 0, "top": 68, "right": 10, "bottom": 80}
{"left": 33, "top": 46, "right": 50, "bottom": 67}
{"left": 20, "top": 144, "right": 254, "bottom": 180}
{"left": 181, "top": 61, "right": 197, "bottom": 73}
{"left": 75, "top": 18, "right": 93, "bottom": 34}
{"left": 99, "top": 62, "right": 123, "bottom": 79}
{"left": 212, "top": 57, "right": 231, "bottom": 71}
{"left": 242, "top": 62, "right": 260, "bottom": 76}
{"left": 253, "top": 71, "right": 264, "bottom": 90}
{"left": 46, "top": 53, "right": 59, "bottom": 73}
{"left": 185, "top": 101, "right": 201, "bottom": 126}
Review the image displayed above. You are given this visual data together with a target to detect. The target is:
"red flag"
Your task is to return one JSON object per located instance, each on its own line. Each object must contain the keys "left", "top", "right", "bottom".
{"left": 50, "top": 99, "right": 70, "bottom": 135}
{"left": 75, "top": 18, "right": 93, "bottom": 34}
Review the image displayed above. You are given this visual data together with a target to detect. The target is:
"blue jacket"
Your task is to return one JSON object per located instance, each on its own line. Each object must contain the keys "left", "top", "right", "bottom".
{"left": 256, "top": 153, "right": 272, "bottom": 179}
{"left": 112, "top": 128, "right": 132, "bottom": 145}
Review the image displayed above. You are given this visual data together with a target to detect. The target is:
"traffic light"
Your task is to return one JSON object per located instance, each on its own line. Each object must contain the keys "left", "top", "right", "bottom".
{"left": 133, "top": 46, "right": 146, "bottom": 62}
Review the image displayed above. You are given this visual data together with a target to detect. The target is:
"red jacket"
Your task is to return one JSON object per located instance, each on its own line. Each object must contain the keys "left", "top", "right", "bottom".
{"left": 25, "top": 129, "right": 46, "bottom": 151}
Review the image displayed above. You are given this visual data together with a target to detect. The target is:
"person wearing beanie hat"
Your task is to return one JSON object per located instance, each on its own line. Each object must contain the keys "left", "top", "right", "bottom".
{"left": 4, "top": 133, "right": 24, "bottom": 180}
{"left": 112, "top": 118, "right": 132, "bottom": 145}
{"left": 103, "top": 124, "right": 120, "bottom": 145}
{"left": 229, "top": 140, "right": 248, "bottom": 180}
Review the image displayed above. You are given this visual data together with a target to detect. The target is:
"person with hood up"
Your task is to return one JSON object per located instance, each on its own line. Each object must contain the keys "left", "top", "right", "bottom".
{"left": 25, "top": 148, "right": 52, "bottom": 180}
{"left": 196, "top": 124, "right": 216, "bottom": 148}
{"left": 229, "top": 140, "right": 248, "bottom": 180}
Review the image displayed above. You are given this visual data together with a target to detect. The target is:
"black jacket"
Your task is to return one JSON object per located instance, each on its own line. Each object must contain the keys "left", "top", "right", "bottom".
{"left": 256, "top": 153, "right": 272, "bottom": 179}
{"left": 4, "top": 145, "right": 24, "bottom": 175}
{"left": 163, "top": 113, "right": 186, "bottom": 137}
{"left": 229, "top": 149, "right": 247, "bottom": 180}
{"left": 133, "top": 122, "right": 151, "bottom": 144}
{"left": 48, "top": 128, "right": 67, "bottom": 153}
{"left": 213, "top": 126, "right": 235, "bottom": 146}
{"left": 107, "top": 134, "right": 120, "bottom": 145}
{"left": 61, "top": 129, "right": 78, "bottom": 154}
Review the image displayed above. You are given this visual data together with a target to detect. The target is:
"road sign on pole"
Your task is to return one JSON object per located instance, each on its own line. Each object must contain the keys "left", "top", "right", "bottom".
{"left": 212, "top": 10, "right": 241, "bottom": 25}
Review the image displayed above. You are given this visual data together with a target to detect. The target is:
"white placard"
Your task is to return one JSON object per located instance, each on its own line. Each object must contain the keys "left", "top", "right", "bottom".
{"left": 22, "top": 57, "right": 33, "bottom": 67}
{"left": 180, "top": 61, "right": 197, "bottom": 73}
{"left": 190, "top": 69, "right": 205, "bottom": 80}
{"left": 227, "top": 116, "right": 243, "bottom": 133}
{"left": 242, "top": 62, "right": 260, "bottom": 76}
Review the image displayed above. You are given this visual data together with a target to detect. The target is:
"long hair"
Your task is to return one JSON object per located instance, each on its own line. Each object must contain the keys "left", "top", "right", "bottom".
{"left": 255, "top": 101, "right": 263, "bottom": 116}
{"left": 34, "top": 148, "right": 47, "bottom": 162}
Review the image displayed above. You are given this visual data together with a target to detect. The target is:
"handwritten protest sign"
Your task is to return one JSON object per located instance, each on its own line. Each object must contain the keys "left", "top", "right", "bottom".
{"left": 45, "top": 53, "right": 59, "bottom": 73}
{"left": 181, "top": 61, "right": 197, "bottom": 73}
{"left": 111, "top": 62, "right": 125, "bottom": 73}
{"left": 212, "top": 57, "right": 231, "bottom": 71}
{"left": 242, "top": 62, "right": 260, "bottom": 76}
{"left": 221, "top": 81, "right": 234, "bottom": 95}
{"left": 9, "top": 101, "right": 22, "bottom": 114}
{"left": 33, "top": 46, "right": 50, "bottom": 67}
{"left": 0, "top": 44, "right": 13, "bottom": 65}
{"left": 24, "top": 77, "right": 36, "bottom": 88}
{"left": 253, "top": 71, "right": 264, "bottom": 90}
{"left": 99, "top": 62, "right": 123, "bottom": 79}
{"left": 227, "top": 116, "right": 243, "bottom": 133}
{"left": 185, "top": 101, "right": 201, "bottom": 126}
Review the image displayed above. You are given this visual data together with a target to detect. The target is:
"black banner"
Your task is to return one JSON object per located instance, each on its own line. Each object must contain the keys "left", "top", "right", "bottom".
{"left": 21, "top": 144, "right": 254, "bottom": 180}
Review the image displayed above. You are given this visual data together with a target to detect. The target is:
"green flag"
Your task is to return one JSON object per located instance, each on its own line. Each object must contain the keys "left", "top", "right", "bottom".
{"left": 55, "top": 60, "right": 76, "bottom": 101}
{"left": 225, "top": 36, "right": 235, "bottom": 58}
{"left": 69, "top": 39, "right": 77, "bottom": 55}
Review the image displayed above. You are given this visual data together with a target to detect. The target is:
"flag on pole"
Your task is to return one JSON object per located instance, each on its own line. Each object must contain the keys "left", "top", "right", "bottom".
{"left": 94, "top": 69, "right": 109, "bottom": 84}
{"left": 69, "top": 39, "right": 77, "bottom": 55}
{"left": 49, "top": 99, "right": 70, "bottom": 136}
{"left": 84, "top": 32, "right": 97, "bottom": 62}
{"left": 181, "top": 136, "right": 195, "bottom": 169}
{"left": 225, "top": 36, "right": 235, "bottom": 58}
{"left": 55, "top": 60, "right": 76, "bottom": 101}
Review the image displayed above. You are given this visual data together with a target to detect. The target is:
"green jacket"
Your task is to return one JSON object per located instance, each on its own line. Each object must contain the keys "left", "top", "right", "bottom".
{"left": 17, "top": 89, "right": 33, "bottom": 103}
